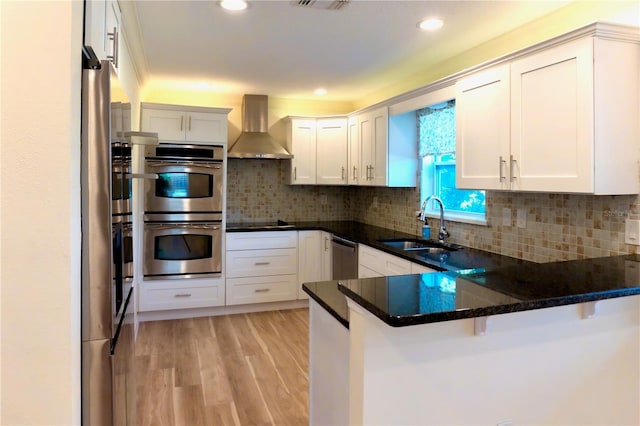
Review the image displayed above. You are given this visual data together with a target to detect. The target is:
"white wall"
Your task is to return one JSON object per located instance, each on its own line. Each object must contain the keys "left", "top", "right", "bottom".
{"left": 348, "top": 296, "right": 640, "bottom": 425}
{"left": 0, "top": 1, "right": 83, "bottom": 424}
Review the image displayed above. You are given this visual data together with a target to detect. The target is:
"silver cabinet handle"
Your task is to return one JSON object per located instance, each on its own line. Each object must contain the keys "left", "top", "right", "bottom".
{"left": 341, "top": 166, "right": 345, "bottom": 180}
{"left": 174, "top": 293, "right": 192, "bottom": 298}
{"left": 369, "top": 165, "right": 374, "bottom": 180}
{"left": 510, "top": 155, "right": 517, "bottom": 182}
{"left": 294, "top": 167, "right": 297, "bottom": 181}
{"left": 180, "top": 116, "right": 184, "bottom": 131}
{"left": 254, "top": 288, "right": 270, "bottom": 293}
{"left": 254, "top": 262, "right": 271, "bottom": 266}
{"left": 499, "top": 156, "right": 506, "bottom": 182}
{"left": 324, "top": 236, "right": 329, "bottom": 251}
{"left": 106, "top": 27, "right": 118, "bottom": 67}
{"left": 188, "top": 115, "right": 192, "bottom": 131}
{"left": 114, "top": 28, "right": 119, "bottom": 67}
{"left": 353, "top": 166, "right": 357, "bottom": 180}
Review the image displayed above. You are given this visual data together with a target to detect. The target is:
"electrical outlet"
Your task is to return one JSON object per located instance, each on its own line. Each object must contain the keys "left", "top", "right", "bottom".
{"left": 517, "top": 208, "right": 526, "bottom": 228}
{"left": 502, "top": 208, "right": 511, "bottom": 226}
{"left": 625, "top": 219, "right": 640, "bottom": 245}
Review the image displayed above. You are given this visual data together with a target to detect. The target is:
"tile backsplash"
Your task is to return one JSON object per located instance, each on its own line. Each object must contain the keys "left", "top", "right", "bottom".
{"left": 226, "top": 159, "right": 353, "bottom": 223}
{"left": 226, "top": 160, "right": 638, "bottom": 263}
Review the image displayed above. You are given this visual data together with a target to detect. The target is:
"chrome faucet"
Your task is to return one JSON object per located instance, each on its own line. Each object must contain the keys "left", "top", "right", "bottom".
{"left": 418, "top": 196, "right": 450, "bottom": 243}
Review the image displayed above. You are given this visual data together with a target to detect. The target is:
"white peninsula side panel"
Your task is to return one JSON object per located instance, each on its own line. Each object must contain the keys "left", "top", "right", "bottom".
{"left": 309, "top": 299, "right": 349, "bottom": 426}
{"left": 347, "top": 296, "right": 640, "bottom": 425}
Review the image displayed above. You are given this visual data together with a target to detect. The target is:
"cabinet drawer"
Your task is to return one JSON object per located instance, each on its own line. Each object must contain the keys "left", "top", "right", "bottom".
{"left": 226, "top": 231, "right": 298, "bottom": 250}
{"left": 226, "top": 248, "right": 297, "bottom": 278}
{"left": 139, "top": 284, "right": 224, "bottom": 311}
{"left": 226, "top": 275, "right": 298, "bottom": 305}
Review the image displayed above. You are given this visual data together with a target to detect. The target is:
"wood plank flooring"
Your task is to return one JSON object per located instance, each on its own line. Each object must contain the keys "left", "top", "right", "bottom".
{"left": 135, "top": 308, "right": 310, "bottom": 426}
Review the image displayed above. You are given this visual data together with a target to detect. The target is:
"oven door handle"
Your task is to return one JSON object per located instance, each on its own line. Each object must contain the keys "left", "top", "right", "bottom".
{"left": 145, "top": 224, "right": 221, "bottom": 231}
{"left": 146, "top": 160, "right": 222, "bottom": 169}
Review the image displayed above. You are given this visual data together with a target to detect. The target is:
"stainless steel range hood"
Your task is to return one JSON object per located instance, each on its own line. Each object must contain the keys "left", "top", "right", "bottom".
{"left": 228, "top": 94, "right": 293, "bottom": 159}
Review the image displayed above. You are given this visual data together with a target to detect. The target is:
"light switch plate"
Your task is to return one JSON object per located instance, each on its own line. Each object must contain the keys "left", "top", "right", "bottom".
{"left": 517, "top": 208, "right": 526, "bottom": 228}
{"left": 624, "top": 219, "right": 640, "bottom": 245}
{"left": 502, "top": 208, "right": 511, "bottom": 226}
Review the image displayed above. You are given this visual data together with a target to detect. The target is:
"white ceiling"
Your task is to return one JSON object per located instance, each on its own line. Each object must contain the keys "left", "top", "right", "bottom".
{"left": 131, "top": 0, "right": 576, "bottom": 101}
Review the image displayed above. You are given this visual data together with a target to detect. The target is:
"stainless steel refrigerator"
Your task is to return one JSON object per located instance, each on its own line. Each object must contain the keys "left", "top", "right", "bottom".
{"left": 81, "top": 49, "right": 135, "bottom": 426}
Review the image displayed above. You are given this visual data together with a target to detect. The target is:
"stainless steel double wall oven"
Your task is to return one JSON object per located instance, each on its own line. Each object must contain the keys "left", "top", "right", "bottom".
{"left": 143, "top": 144, "right": 224, "bottom": 279}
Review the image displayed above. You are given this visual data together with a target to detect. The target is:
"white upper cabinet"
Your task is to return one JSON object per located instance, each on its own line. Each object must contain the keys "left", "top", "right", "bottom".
{"left": 84, "top": 0, "right": 121, "bottom": 72}
{"left": 316, "top": 118, "right": 348, "bottom": 185}
{"left": 141, "top": 103, "right": 231, "bottom": 145}
{"left": 349, "top": 106, "right": 417, "bottom": 187}
{"left": 287, "top": 118, "right": 318, "bottom": 185}
{"left": 456, "top": 24, "right": 640, "bottom": 194}
{"left": 456, "top": 65, "right": 511, "bottom": 191}
{"left": 286, "top": 116, "right": 348, "bottom": 185}
{"left": 357, "top": 107, "right": 388, "bottom": 186}
{"left": 347, "top": 116, "right": 360, "bottom": 185}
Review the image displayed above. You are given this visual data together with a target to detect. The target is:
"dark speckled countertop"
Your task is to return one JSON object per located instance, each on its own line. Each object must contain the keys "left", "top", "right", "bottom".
{"left": 228, "top": 220, "right": 640, "bottom": 328}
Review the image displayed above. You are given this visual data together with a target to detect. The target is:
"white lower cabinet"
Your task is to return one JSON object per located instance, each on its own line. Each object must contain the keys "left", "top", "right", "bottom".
{"left": 226, "top": 231, "right": 298, "bottom": 305}
{"left": 138, "top": 278, "right": 225, "bottom": 311}
{"left": 359, "top": 244, "right": 436, "bottom": 278}
{"left": 411, "top": 263, "right": 437, "bottom": 274}
{"left": 296, "top": 230, "right": 333, "bottom": 300}
{"left": 358, "top": 244, "right": 411, "bottom": 278}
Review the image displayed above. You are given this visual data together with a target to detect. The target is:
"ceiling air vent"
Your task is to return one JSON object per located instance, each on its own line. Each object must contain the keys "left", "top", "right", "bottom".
{"left": 294, "top": 0, "right": 349, "bottom": 10}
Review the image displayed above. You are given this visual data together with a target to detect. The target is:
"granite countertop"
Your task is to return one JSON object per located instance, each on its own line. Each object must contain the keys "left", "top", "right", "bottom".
{"left": 227, "top": 220, "right": 640, "bottom": 328}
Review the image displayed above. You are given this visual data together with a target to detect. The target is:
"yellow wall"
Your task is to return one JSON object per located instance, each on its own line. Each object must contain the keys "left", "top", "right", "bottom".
{"left": 141, "top": 84, "right": 355, "bottom": 143}
{"left": 143, "top": 1, "right": 638, "bottom": 116}
{"left": 355, "top": 0, "right": 640, "bottom": 109}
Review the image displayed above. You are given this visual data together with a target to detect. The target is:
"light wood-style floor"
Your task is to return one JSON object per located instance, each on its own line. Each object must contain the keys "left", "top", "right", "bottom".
{"left": 135, "top": 308, "right": 310, "bottom": 426}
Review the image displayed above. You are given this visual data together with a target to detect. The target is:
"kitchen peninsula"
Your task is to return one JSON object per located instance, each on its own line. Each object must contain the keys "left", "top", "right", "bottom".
{"left": 296, "top": 222, "right": 640, "bottom": 426}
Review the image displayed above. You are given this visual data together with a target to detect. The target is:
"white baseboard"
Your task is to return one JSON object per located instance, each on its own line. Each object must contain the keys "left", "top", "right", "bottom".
{"left": 137, "top": 298, "right": 309, "bottom": 322}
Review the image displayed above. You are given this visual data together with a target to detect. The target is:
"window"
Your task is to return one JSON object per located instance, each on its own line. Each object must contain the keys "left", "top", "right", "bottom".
{"left": 418, "top": 100, "right": 486, "bottom": 223}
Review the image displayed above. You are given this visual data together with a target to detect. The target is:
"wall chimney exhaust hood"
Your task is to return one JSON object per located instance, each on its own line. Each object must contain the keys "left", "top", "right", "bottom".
{"left": 227, "top": 94, "right": 293, "bottom": 159}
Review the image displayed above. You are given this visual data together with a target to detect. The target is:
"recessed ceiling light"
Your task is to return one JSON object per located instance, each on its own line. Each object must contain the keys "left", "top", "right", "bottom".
{"left": 220, "top": 0, "right": 247, "bottom": 11}
{"left": 314, "top": 88, "right": 327, "bottom": 96}
{"left": 418, "top": 17, "right": 443, "bottom": 31}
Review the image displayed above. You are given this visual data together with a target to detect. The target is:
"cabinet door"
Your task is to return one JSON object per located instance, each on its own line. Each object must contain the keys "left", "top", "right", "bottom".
{"left": 510, "top": 38, "right": 593, "bottom": 192}
{"left": 347, "top": 116, "right": 360, "bottom": 185}
{"left": 455, "top": 64, "right": 510, "bottom": 190}
{"left": 289, "top": 119, "right": 317, "bottom": 184}
{"left": 141, "top": 108, "right": 186, "bottom": 142}
{"left": 104, "top": 0, "right": 120, "bottom": 70}
{"left": 316, "top": 118, "right": 348, "bottom": 185}
{"left": 298, "top": 231, "right": 322, "bottom": 299}
{"left": 186, "top": 111, "right": 228, "bottom": 143}
{"left": 84, "top": 0, "right": 107, "bottom": 60}
{"left": 358, "top": 113, "right": 373, "bottom": 185}
{"left": 369, "top": 107, "right": 388, "bottom": 186}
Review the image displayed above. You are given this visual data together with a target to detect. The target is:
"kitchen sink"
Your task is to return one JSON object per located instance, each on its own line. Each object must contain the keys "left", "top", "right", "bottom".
{"left": 378, "top": 238, "right": 462, "bottom": 252}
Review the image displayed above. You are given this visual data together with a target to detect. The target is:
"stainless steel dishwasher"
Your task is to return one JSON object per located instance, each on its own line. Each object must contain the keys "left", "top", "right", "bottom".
{"left": 331, "top": 236, "right": 358, "bottom": 280}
